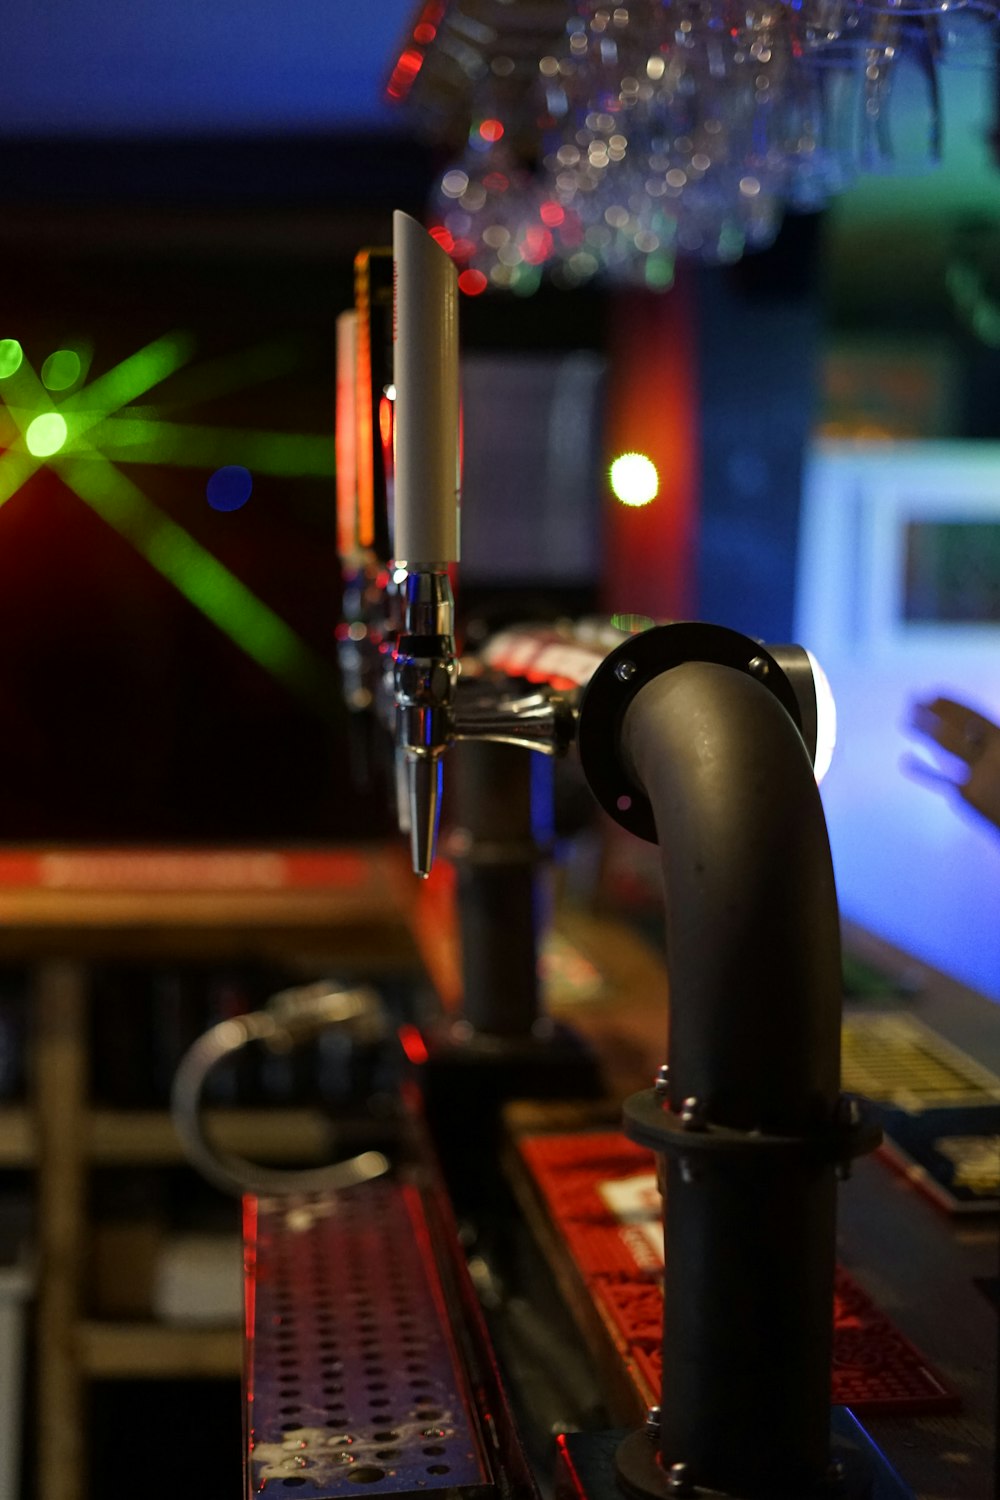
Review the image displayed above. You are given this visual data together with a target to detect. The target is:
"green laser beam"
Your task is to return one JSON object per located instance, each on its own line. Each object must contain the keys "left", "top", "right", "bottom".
{"left": 62, "top": 332, "right": 196, "bottom": 425}
{"left": 57, "top": 454, "right": 334, "bottom": 710}
{"left": 131, "top": 338, "right": 306, "bottom": 414}
{"left": 75, "top": 416, "right": 333, "bottom": 477}
{"left": 0, "top": 448, "right": 43, "bottom": 507}
{"left": 0, "top": 334, "right": 339, "bottom": 711}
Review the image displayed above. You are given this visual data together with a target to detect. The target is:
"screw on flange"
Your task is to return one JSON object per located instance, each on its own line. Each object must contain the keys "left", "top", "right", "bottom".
{"left": 615, "top": 659, "right": 638, "bottom": 683}
{"left": 748, "top": 654, "right": 770, "bottom": 679}
{"left": 653, "top": 1063, "right": 670, "bottom": 1096}
{"left": 667, "top": 1462, "right": 694, "bottom": 1494}
{"left": 835, "top": 1095, "right": 861, "bottom": 1180}
{"left": 837, "top": 1094, "right": 862, "bottom": 1129}
{"left": 679, "top": 1096, "right": 707, "bottom": 1131}
{"left": 826, "top": 1459, "right": 846, "bottom": 1489}
{"left": 644, "top": 1404, "right": 661, "bottom": 1440}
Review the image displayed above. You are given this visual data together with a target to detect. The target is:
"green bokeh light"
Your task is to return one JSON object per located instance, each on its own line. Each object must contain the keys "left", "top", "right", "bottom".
{"left": 41, "top": 349, "right": 82, "bottom": 392}
{"left": 25, "top": 412, "right": 69, "bottom": 458}
{"left": 0, "top": 340, "right": 24, "bottom": 380}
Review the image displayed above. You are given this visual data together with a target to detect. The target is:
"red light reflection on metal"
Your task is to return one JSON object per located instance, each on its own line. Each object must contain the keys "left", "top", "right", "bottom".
{"left": 242, "top": 1194, "right": 259, "bottom": 1395}
{"left": 555, "top": 1432, "right": 591, "bottom": 1500}
{"left": 398, "top": 1022, "right": 430, "bottom": 1066}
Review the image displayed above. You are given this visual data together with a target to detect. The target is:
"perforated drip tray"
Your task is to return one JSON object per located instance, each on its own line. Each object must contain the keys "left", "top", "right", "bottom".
{"left": 246, "top": 1181, "right": 494, "bottom": 1498}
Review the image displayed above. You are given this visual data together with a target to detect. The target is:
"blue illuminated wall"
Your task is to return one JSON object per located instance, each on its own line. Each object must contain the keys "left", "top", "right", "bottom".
{"left": 1, "top": 0, "right": 416, "bottom": 136}
{"left": 797, "top": 441, "right": 1000, "bottom": 1001}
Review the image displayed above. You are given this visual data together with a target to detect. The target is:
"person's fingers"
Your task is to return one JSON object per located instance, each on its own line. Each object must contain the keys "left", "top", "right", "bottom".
{"left": 899, "top": 750, "right": 959, "bottom": 792}
{"left": 959, "top": 738, "right": 1000, "bottom": 828}
{"left": 909, "top": 697, "right": 996, "bottom": 764}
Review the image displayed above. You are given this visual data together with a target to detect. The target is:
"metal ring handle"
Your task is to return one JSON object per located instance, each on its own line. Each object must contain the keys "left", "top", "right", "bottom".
{"left": 170, "top": 983, "right": 390, "bottom": 1198}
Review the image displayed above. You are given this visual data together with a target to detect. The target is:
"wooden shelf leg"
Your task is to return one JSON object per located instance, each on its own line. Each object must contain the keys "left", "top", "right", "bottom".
{"left": 35, "top": 961, "right": 87, "bottom": 1500}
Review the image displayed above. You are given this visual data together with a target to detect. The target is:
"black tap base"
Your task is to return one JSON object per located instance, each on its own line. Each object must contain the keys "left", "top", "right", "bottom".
{"left": 555, "top": 1415, "right": 914, "bottom": 1500}
{"left": 417, "top": 1018, "right": 603, "bottom": 1203}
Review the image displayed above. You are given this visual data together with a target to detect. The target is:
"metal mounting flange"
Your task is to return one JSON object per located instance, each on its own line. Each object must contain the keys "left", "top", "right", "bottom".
{"left": 576, "top": 622, "right": 803, "bottom": 844}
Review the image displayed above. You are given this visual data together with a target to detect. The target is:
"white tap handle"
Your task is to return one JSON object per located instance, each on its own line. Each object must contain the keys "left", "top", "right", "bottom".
{"left": 392, "top": 210, "right": 460, "bottom": 569}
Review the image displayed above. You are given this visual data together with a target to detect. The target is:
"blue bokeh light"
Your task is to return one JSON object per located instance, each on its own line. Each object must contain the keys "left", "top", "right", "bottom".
{"left": 207, "top": 465, "right": 253, "bottom": 512}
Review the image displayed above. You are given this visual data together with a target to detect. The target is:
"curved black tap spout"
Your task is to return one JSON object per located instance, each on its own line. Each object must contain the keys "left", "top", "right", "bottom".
{"left": 620, "top": 659, "right": 842, "bottom": 1134}
{"left": 578, "top": 626, "right": 876, "bottom": 1500}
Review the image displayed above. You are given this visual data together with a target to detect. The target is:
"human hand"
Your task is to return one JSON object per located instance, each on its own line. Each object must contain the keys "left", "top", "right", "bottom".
{"left": 905, "top": 695, "right": 1000, "bottom": 831}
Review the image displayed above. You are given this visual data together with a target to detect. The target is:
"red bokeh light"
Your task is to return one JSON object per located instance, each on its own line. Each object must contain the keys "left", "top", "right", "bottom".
{"left": 520, "top": 225, "right": 553, "bottom": 266}
{"left": 478, "top": 118, "right": 505, "bottom": 143}
{"left": 458, "top": 269, "right": 489, "bottom": 297}
{"left": 386, "top": 47, "right": 425, "bottom": 101}
{"left": 539, "top": 200, "right": 565, "bottom": 227}
{"left": 428, "top": 224, "right": 455, "bottom": 254}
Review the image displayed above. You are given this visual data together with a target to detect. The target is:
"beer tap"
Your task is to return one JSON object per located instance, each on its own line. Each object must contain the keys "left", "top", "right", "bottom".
{"left": 391, "top": 210, "right": 462, "bottom": 877}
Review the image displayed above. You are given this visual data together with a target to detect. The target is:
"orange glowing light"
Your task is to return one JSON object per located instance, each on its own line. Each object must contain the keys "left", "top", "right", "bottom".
{"left": 335, "top": 311, "right": 358, "bottom": 557}
{"left": 353, "top": 248, "right": 393, "bottom": 551}
{"left": 478, "top": 118, "right": 505, "bottom": 143}
{"left": 458, "top": 269, "right": 488, "bottom": 297}
{"left": 378, "top": 392, "right": 393, "bottom": 450}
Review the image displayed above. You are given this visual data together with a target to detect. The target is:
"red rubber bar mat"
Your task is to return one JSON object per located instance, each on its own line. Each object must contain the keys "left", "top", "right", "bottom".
{"left": 518, "top": 1131, "right": 959, "bottom": 1417}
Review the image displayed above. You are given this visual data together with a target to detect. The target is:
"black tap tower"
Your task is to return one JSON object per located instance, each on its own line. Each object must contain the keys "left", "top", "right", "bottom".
{"left": 578, "top": 623, "right": 891, "bottom": 1499}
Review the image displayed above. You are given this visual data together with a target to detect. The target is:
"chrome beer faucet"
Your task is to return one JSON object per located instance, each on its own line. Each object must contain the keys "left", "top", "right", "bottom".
{"left": 393, "top": 567, "right": 459, "bottom": 876}
{"left": 391, "top": 211, "right": 462, "bottom": 876}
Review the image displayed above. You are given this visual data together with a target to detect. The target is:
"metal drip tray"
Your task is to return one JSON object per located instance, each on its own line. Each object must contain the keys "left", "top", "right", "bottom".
{"left": 245, "top": 1180, "right": 493, "bottom": 1498}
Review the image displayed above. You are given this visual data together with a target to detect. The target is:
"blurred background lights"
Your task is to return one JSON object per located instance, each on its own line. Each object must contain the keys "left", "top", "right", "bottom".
{"left": 458, "top": 268, "right": 488, "bottom": 297}
{"left": 0, "top": 340, "right": 23, "bottom": 379}
{"left": 25, "top": 412, "right": 68, "bottom": 458}
{"left": 206, "top": 464, "right": 253, "bottom": 512}
{"left": 610, "top": 451, "right": 659, "bottom": 507}
{"left": 41, "top": 349, "right": 82, "bottom": 392}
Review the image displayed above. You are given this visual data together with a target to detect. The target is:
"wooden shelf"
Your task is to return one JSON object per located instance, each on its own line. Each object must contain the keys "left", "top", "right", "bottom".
{"left": 86, "top": 1107, "right": 336, "bottom": 1165}
{"left": 77, "top": 1321, "right": 242, "bottom": 1379}
{"left": 9, "top": 844, "right": 427, "bottom": 1500}
{"left": 0, "top": 1106, "right": 35, "bottom": 1164}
